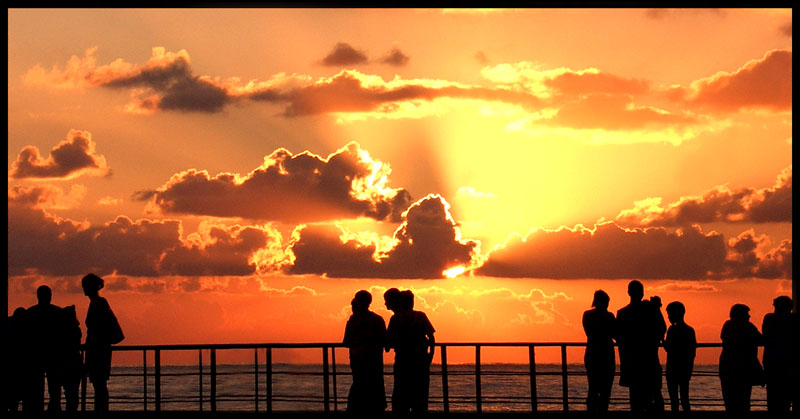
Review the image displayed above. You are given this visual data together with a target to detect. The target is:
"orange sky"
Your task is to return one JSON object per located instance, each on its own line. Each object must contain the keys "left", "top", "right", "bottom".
{"left": 7, "top": 8, "right": 792, "bottom": 364}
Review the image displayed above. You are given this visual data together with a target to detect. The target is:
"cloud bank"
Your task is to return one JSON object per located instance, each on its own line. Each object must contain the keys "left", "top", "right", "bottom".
{"left": 616, "top": 166, "right": 792, "bottom": 226}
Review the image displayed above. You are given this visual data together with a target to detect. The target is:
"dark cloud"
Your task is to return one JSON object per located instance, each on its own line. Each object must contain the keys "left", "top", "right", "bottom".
{"left": 287, "top": 194, "right": 479, "bottom": 279}
{"left": 254, "top": 70, "right": 543, "bottom": 117}
{"left": 725, "top": 230, "right": 792, "bottom": 279}
{"left": 477, "top": 222, "right": 729, "bottom": 280}
{"left": 140, "top": 142, "right": 412, "bottom": 223}
{"left": 616, "top": 166, "right": 792, "bottom": 226}
{"left": 321, "top": 42, "right": 369, "bottom": 66}
{"left": 380, "top": 47, "right": 410, "bottom": 67}
{"left": 9, "top": 130, "right": 110, "bottom": 180}
{"left": 667, "top": 49, "right": 792, "bottom": 113}
{"left": 7, "top": 193, "right": 282, "bottom": 277}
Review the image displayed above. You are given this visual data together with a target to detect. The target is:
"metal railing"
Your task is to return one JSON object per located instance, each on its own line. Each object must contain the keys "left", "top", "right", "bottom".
{"left": 70, "top": 342, "right": 760, "bottom": 413}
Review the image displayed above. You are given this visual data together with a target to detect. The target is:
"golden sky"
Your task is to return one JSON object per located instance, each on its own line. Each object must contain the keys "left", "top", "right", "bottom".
{"left": 7, "top": 8, "right": 792, "bottom": 363}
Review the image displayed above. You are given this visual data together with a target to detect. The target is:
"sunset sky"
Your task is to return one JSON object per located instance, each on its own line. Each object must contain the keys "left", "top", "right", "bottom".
{"left": 8, "top": 8, "right": 792, "bottom": 364}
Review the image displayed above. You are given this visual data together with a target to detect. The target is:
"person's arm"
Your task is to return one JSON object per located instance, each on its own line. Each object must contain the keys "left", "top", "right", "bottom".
{"left": 427, "top": 332, "right": 436, "bottom": 363}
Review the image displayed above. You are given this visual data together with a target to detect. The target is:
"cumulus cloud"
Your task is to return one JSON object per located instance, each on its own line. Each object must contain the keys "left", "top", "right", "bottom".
{"left": 668, "top": 49, "right": 792, "bottom": 112}
{"left": 7, "top": 195, "right": 284, "bottom": 277}
{"left": 321, "top": 42, "right": 369, "bottom": 66}
{"left": 725, "top": 230, "right": 792, "bottom": 279}
{"left": 137, "top": 142, "right": 412, "bottom": 224}
{"left": 477, "top": 221, "right": 791, "bottom": 280}
{"left": 287, "top": 194, "right": 480, "bottom": 279}
{"left": 9, "top": 130, "right": 110, "bottom": 180}
{"left": 616, "top": 166, "right": 792, "bottom": 226}
{"left": 539, "top": 93, "right": 696, "bottom": 130}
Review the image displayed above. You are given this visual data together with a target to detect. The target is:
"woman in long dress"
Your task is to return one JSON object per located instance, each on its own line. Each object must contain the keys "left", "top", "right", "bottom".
{"left": 82, "top": 273, "right": 116, "bottom": 412}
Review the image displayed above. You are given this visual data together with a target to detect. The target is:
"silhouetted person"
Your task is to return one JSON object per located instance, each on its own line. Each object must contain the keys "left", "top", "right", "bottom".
{"left": 25, "top": 285, "right": 62, "bottom": 413}
{"left": 649, "top": 295, "right": 665, "bottom": 412}
{"left": 7, "top": 307, "right": 28, "bottom": 412}
{"left": 664, "top": 301, "right": 696, "bottom": 412}
{"left": 582, "top": 290, "right": 616, "bottom": 413}
{"left": 385, "top": 289, "right": 435, "bottom": 416}
{"left": 761, "top": 296, "right": 794, "bottom": 414}
{"left": 83, "top": 273, "right": 123, "bottom": 413}
{"left": 57, "top": 305, "right": 84, "bottom": 413}
{"left": 719, "top": 303, "right": 763, "bottom": 413}
{"left": 616, "top": 280, "right": 666, "bottom": 413}
{"left": 343, "top": 290, "right": 387, "bottom": 414}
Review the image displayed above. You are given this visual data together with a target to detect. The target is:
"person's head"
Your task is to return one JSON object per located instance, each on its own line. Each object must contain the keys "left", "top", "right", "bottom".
{"left": 351, "top": 290, "right": 372, "bottom": 314}
{"left": 773, "top": 296, "right": 793, "bottom": 314}
{"left": 729, "top": 303, "right": 750, "bottom": 321}
{"left": 666, "top": 301, "right": 685, "bottom": 324}
{"left": 13, "top": 307, "right": 26, "bottom": 318}
{"left": 81, "top": 273, "right": 104, "bottom": 297}
{"left": 400, "top": 290, "right": 414, "bottom": 311}
{"left": 627, "top": 280, "right": 644, "bottom": 302}
{"left": 384, "top": 288, "right": 400, "bottom": 311}
{"left": 36, "top": 285, "right": 52, "bottom": 305}
{"left": 650, "top": 295, "right": 662, "bottom": 308}
{"left": 591, "top": 290, "right": 610, "bottom": 310}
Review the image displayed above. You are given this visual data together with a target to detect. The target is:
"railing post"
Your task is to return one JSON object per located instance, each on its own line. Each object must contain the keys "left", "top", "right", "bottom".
{"left": 266, "top": 347, "right": 273, "bottom": 414}
{"left": 441, "top": 345, "right": 449, "bottom": 414}
{"left": 322, "top": 346, "right": 330, "bottom": 412}
{"left": 143, "top": 350, "right": 148, "bottom": 411}
{"left": 80, "top": 349, "right": 87, "bottom": 412}
{"left": 254, "top": 348, "right": 259, "bottom": 412}
{"left": 475, "top": 345, "right": 482, "bottom": 414}
{"left": 332, "top": 346, "right": 338, "bottom": 412}
{"left": 199, "top": 349, "right": 203, "bottom": 412}
{"left": 561, "top": 344, "right": 568, "bottom": 412}
{"left": 529, "top": 345, "right": 537, "bottom": 413}
{"left": 211, "top": 348, "right": 217, "bottom": 412}
{"left": 155, "top": 349, "right": 161, "bottom": 412}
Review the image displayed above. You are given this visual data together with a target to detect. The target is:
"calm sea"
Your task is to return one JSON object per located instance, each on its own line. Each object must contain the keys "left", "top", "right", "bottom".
{"left": 83, "top": 363, "right": 767, "bottom": 412}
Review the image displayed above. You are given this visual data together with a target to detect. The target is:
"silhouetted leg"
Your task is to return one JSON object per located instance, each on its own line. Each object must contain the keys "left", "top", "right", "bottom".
{"left": 46, "top": 369, "right": 62, "bottom": 412}
{"left": 679, "top": 379, "right": 691, "bottom": 412}
{"left": 667, "top": 376, "right": 679, "bottom": 412}
{"left": 64, "top": 377, "right": 79, "bottom": 413}
{"left": 92, "top": 379, "right": 109, "bottom": 413}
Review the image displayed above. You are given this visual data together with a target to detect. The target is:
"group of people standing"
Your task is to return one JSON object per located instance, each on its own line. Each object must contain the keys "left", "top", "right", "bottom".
{"left": 583, "top": 279, "right": 795, "bottom": 415}
{"left": 342, "top": 288, "right": 436, "bottom": 415}
{"left": 7, "top": 274, "right": 122, "bottom": 414}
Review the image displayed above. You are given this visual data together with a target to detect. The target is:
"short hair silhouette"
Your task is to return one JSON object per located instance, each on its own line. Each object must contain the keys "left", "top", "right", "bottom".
{"left": 666, "top": 301, "right": 686, "bottom": 320}
{"left": 772, "top": 296, "right": 792, "bottom": 313}
{"left": 591, "top": 290, "right": 610, "bottom": 309}
{"left": 37, "top": 285, "right": 52, "bottom": 304}
{"left": 82, "top": 273, "right": 104, "bottom": 292}
{"left": 384, "top": 288, "right": 401, "bottom": 310}
{"left": 627, "top": 280, "right": 644, "bottom": 300}
{"left": 729, "top": 303, "right": 750, "bottom": 320}
{"left": 353, "top": 289, "right": 372, "bottom": 306}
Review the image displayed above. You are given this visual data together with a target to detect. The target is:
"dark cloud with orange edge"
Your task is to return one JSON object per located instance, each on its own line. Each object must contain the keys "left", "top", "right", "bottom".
{"left": 616, "top": 166, "right": 792, "bottom": 227}
{"left": 8, "top": 130, "right": 110, "bottom": 180}
{"left": 7, "top": 190, "right": 282, "bottom": 277}
{"left": 476, "top": 221, "right": 792, "bottom": 280}
{"left": 136, "top": 142, "right": 412, "bottom": 224}
{"left": 666, "top": 49, "right": 792, "bottom": 113}
{"left": 726, "top": 230, "right": 792, "bottom": 279}
{"left": 321, "top": 42, "right": 369, "bottom": 66}
{"left": 287, "top": 194, "right": 479, "bottom": 279}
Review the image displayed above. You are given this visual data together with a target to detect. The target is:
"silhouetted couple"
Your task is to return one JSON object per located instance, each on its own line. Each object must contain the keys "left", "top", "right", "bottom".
{"left": 720, "top": 297, "right": 794, "bottom": 415}
{"left": 7, "top": 274, "right": 123, "bottom": 414}
{"left": 342, "top": 288, "right": 435, "bottom": 416}
{"left": 615, "top": 280, "right": 668, "bottom": 413}
{"left": 7, "top": 285, "right": 83, "bottom": 414}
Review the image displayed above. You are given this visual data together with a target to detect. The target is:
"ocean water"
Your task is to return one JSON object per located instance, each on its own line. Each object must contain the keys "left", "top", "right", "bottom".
{"left": 80, "top": 363, "right": 766, "bottom": 412}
